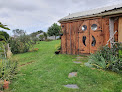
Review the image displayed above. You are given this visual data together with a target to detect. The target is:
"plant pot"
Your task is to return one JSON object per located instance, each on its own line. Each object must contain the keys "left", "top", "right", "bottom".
{"left": 3, "top": 80, "right": 9, "bottom": 89}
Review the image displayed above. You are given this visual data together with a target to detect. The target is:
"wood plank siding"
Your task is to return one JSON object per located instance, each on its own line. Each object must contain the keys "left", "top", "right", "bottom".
{"left": 61, "top": 17, "right": 112, "bottom": 54}
{"left": 118, "top": 17, "right": 122, "bottom": 42}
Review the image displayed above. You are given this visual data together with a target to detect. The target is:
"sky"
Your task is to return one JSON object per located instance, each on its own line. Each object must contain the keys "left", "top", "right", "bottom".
{"left": 0, "top": 0, "right": 122, "bottom": 35}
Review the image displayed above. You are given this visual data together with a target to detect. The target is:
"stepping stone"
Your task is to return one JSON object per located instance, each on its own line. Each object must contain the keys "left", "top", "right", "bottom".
{"left": 77, "top": 58, "right": 81, "bottom": 60}
{"left": 68, "top": 72, "right": 77, "bottom": 78}
{"left": 73, "top": 61, "right": 81, "bottom": 64}
{"left": 64, "top": 84, "right": 79, "bottom": 89}
{"left": 76, "top": 57, "right": 83, "bottom": 59}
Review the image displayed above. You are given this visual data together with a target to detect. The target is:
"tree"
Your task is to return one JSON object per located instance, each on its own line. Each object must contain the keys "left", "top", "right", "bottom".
{"left": 39, "top": 35, "right": 44, "bottom": 41}
{"left": 0, "top": 22, "right": 10, "bottom": 58}
{"left": 30, "top": 30, "right": 43, "bottom": 38}
{"left": 13, "top": 29, "right": 26, "bottom": 37}
{"left": 47, "top": 23, "right": 61, "bottom": 40}
{"left": 0, "top": 31, "right": 9, "bottom": 41}
{"left": 43, "top": 32, "right": 47, "bottom": 40}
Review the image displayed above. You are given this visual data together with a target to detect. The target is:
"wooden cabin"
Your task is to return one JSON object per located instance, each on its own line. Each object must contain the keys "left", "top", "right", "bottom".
{"left": 59, "top": 4, "right": 122, "bottom": 55}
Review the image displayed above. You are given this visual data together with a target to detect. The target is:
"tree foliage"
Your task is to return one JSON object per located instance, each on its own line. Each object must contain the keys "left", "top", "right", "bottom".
{"left": 47, "top": 23, "right": 61, "bottom": 39}
{"left": 30, "top": 30, "right": 43, "bottom": 38}
{"left": 39, "top": 35, "right": 44, "bottom": 41}
{"left": 0, "top": 22, "right": 10, "bottom": 58}
{"left": 43, "top": 32, "right": 47, "bottom": 40}
{"left": 13, "top": 29, "right": 26, "bottom": 37}
{"left": 9, "top": 29, "right": 35, "bottom": 54}
{"left": 0, "top": 31, "right": 9, "bottom": 41}
{"left": 0, "top": 22, "right": 10, "bottom": 30}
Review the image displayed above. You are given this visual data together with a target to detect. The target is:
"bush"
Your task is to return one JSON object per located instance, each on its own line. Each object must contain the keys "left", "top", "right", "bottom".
{"left": 119, "top": 50, "right": 122, "bottom": 58}
{"left": 85, "top": 43, "right": 122, "bottom": 73}
{"left": 45, "top": 39, "right": 53, "bottom": 42}
{"left": 32, "top": 37, "right": 39, "bottom": 44}
{"left": 9, "top": 35, "right": 34, "bottom": 54}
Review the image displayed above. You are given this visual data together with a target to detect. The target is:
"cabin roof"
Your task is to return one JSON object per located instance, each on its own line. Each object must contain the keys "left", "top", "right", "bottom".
{"left": 59, "top": 4, "right": 122, "bottom": 22}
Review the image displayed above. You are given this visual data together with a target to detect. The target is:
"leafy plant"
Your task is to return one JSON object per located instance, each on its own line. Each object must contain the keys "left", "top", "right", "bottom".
{"left": 0, "top": 22, "right": 10, "bottom": 30}
{"left": 0, "top": 57, "right": 18, "bottom": 80}
{"left": 85, "top": 43, "right": 122, "bottom": 73}
{"left": 55, "top": 43, "right": 61, "bottom": 50}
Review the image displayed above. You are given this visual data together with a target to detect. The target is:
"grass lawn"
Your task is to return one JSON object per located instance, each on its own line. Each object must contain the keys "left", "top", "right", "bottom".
{"left": 8, "top": 40, "right": 122, "bottom": 92}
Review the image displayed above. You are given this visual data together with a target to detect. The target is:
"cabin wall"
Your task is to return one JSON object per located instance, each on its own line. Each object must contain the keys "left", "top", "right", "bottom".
{"left": 102, "top": 18, "right": 110, "bottom": 46}
{"left": 61, "top": 18, "right": 110, "bottom": 55}
{"left": 118, "top": 17, "right": 122, "bottom": 42}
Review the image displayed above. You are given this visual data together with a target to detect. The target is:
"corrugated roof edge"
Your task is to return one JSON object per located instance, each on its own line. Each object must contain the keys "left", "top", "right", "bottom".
{"left": 58, "top": 4, "right": 122, "bottom": 23}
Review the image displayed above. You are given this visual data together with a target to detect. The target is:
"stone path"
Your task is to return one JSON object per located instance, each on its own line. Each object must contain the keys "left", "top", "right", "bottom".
{"left": 76, "top": 57, "right": 83, "bottom": 60}
{"left": 68, "top": 72, "right": 77, "bottom": 78}
{"left": 64, "top": 84, "right": 79, "bottom": 89}
{"left": 73, "top": 61, "right": 81, "bottom": 64}
{"left": 64, "top": 56, "right": 85, "bottom": 89}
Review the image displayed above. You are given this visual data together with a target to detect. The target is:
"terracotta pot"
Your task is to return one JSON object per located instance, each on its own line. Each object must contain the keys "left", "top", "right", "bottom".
{"left": 3, "top": 80, "right": 9, "bottom": 89}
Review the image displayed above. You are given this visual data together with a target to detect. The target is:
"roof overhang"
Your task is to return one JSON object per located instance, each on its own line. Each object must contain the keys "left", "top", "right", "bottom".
{"left": 59, "top": 7, "right": 122, "bottom": 23}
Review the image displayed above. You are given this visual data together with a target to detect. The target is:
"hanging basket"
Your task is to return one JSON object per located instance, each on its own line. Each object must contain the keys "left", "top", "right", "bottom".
{"left": 60, "top": 33, "right": 63, "bottom": 36}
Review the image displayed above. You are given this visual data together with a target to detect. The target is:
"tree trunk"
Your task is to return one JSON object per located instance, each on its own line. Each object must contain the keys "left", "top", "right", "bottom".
{"left": 55, "top": 35, "right": 56, "bottom": 40}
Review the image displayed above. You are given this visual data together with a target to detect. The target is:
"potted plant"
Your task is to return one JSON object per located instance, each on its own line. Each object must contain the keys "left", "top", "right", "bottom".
{"left": 59, "top": 30, "right": 63, "bottom": 36}
{"left": 3, "top": 80, "right": 9, "bottom": 89}
{"left": 59, "top": 33, "right": 63, "bottom": 36}
{"left": 55, "top": 44, "right": 61, "bottom": 55}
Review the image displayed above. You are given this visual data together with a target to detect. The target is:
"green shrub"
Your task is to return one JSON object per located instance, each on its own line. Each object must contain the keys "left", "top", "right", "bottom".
{"left": 45, "top": 39, "right": 53, "bottom": 42}
{"left": 85, "top": 43, "right": 122, "bottom": 73}
{"left": 9, "top": 35, "right": 33, "bottom": 54}
{"left": 32, "top": 37, "right": 39, "bottom": 44}
{"left": 119, "top": 50, "right": 122, "bottom": 58}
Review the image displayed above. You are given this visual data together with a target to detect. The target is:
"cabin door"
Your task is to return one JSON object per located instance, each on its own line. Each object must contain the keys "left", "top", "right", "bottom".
{"left": 78, "top": 20, "right": 90, "bottom": 54}
{"left": 78, "top": 19, "right": 103, "bottom": 54}
{"left": 89, "top": 19, "right": 103, "bottom": 53}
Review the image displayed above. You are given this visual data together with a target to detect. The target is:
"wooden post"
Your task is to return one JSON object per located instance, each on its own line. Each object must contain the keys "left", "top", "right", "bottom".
{"left": 109, "top": 18, "right": 114, "bottom": 47}
{"left": 118, "top": 17, "right": 122, "bottom": 42}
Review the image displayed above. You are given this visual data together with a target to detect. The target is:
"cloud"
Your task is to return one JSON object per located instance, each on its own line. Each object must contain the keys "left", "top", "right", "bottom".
{"left": 0, "top": 0, "right": 122, "bottom": 35}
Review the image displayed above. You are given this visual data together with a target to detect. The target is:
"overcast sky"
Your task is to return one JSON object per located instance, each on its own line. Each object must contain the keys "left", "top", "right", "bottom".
{"left": 0, "top": 0, "right": 122, "bottom": 35}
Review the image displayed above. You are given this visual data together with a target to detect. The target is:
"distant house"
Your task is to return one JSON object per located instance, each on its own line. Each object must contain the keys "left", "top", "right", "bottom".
{"left": 36, "top": 33, "right": 60, "bottom": 40}
{"left": 36, "top": 33, "right": 43, "bottom": 38}
{"left": 47, "top": 36, "right": 60, "bottom": 40}
{"left": 59, "top": 4, "right": 122, "bottom": 55}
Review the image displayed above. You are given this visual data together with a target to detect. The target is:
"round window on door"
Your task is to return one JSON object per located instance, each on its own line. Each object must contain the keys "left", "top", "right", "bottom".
{"left": 82, "top": 25, "right": 87, "bottom": 31}
{"left": 91, "top": 24, "right": 97, "bottom": 31}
